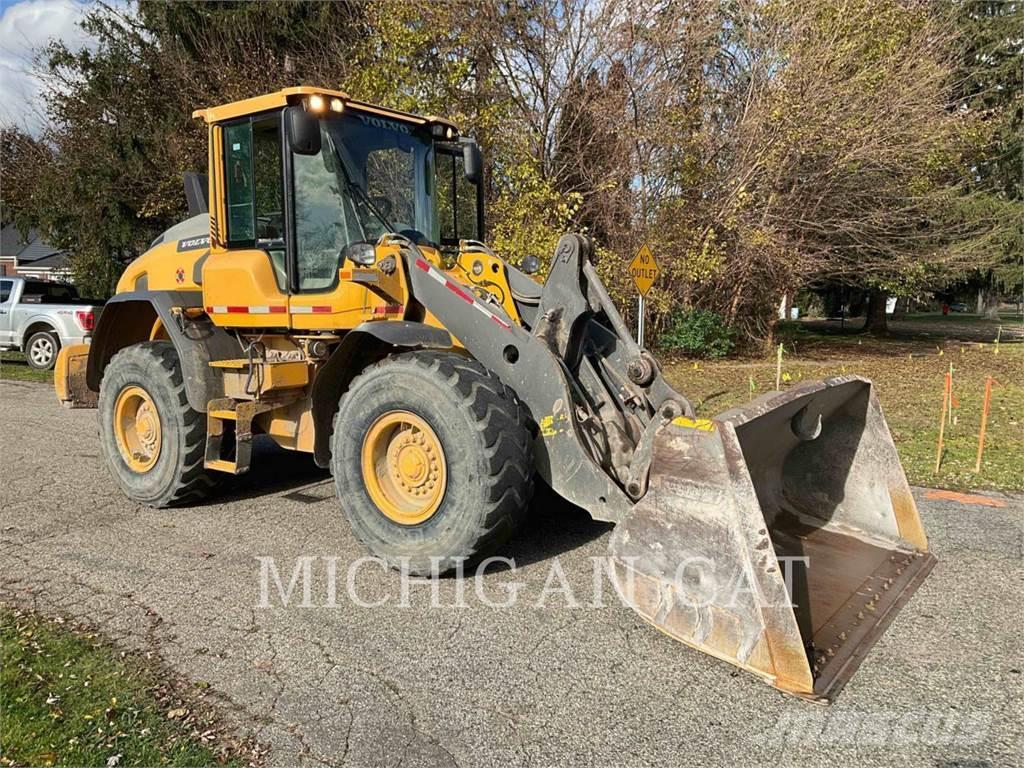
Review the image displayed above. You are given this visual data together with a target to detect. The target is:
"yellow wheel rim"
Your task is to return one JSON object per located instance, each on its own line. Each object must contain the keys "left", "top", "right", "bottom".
{"left": 113, "top": 385, "right": 162, "bottom": 473}
{"left": 361, "top": 411, "right": 447, "bottom": 525}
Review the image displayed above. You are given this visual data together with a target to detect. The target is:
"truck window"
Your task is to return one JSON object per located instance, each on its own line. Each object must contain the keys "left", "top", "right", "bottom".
{"left": 0, "top": 280, "right": 11, "bottom": 303}
{"left": 23, "top": 281, "right": 75, "bottom": 300}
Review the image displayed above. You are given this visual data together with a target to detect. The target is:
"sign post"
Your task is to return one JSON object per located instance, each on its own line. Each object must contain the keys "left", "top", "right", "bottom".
{"left": 628, "top": 243, "right": 661, "bottom": 347}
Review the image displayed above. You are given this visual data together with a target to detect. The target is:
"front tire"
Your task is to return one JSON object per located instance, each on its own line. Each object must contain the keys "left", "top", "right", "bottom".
{"left": 26, "top": 330, "right": 59, "bottom": 370}
{"left": 332, "top": 351, "right": 533, "bottom": 575}
{"left": 98, "top": 342, "right": 214, "bottom": 507}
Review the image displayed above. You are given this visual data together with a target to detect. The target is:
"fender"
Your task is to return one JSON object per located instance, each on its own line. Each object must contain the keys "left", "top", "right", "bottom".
{"left": 86, "top": 291, "right": 239, "bottom": 412}
{"left": 311, "top": 321, "right": 452, "bottom": 467}
{"left": 18, "top": 313, "right": 61, "bottom": 346}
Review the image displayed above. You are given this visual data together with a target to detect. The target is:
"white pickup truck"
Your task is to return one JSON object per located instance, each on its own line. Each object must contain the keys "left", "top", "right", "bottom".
{"left": 0, "top": 277, "right": 103, "bottom": 370}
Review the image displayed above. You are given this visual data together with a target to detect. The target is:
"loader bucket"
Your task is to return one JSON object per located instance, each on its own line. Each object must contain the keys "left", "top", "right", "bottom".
{"left": 609, "top": 376, "right": 936, "bottom": 702}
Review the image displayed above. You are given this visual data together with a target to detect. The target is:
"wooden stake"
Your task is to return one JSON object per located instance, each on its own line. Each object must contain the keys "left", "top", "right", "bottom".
{"left": 775, "top": 343, "right": 783, "bottom": 390}
{"left": 974, "top": 376, "right": 995, "bottom": 473}
{"left": 947, "top": 362, "right": 954, "bottom": 427}
{"left": 934, "top": 370, "right": 951, "bottom": 474}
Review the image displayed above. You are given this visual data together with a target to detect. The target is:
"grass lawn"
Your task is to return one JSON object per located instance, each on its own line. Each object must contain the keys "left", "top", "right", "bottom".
{"left": 662, "top": 313, "right": 1023, "bottom": 492}
{"left": 0, "top": 608, "right": 251, "bottom": 767}
{"left": 0, "top": 351, "right": 54, "bottom": 384}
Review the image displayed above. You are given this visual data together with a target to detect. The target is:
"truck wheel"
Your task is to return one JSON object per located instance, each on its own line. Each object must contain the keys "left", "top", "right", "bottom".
{"left": 26, "top": 330, "right": 59, "bottom": 370}
{"left": 98, "top": 342, "right": 214, "bottom": 507}
{"left": 332, "top": 351, "right": 533, "bottom": 575}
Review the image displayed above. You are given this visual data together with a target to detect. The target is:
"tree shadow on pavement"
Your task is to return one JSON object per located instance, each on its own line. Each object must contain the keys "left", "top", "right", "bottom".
{"left": 500, "top": 481, "right": 614, "bottom": 569}
{"left": 197, "top": 437, "right": 331, "bottom": 506}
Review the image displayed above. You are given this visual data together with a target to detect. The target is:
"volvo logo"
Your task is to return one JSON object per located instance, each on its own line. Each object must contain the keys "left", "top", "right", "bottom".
{"left": 177, "top": 235, "right": 210, "bottom": 252}
{"left": 358, "top": 114, "right": 410, "bottom": 134}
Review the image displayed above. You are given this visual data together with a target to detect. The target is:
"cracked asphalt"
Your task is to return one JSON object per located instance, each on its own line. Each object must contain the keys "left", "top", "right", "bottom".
{"left": 2, "top": 379, "right": 1022, "bottom": 767}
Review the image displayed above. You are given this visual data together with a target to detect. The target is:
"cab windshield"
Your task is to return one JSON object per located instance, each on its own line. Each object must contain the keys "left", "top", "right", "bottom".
{"left": 291, "top": 113, "right": 437, "bottom": 288}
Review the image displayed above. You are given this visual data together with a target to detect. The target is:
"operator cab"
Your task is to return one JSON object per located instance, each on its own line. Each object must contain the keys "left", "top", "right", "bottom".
{"left": 200, "top": 87, "right": 484, "bottom": 299}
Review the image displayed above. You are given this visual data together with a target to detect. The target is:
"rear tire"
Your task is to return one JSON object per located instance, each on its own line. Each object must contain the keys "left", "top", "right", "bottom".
{"left": 332, "top": 351, "right": 533, "bottom": 575}
{"left": 98, "top": 342, "right": 214, "bottom": 507}
{"left": 26, "top": 330, "right": 59, "bottom": 370}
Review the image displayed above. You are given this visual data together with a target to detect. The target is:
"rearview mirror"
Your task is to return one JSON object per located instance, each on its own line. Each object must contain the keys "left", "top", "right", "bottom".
{"left": 462, "top": 139, "right": 482, "bottom": 185}
{"left": 285, "top": 106, "right": 321, "bottom": 156}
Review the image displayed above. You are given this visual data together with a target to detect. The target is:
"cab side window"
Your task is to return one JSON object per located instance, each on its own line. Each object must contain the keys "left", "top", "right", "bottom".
{"left": 435, "top": 150, "right": 478, "bottom": 246}
{"left": 224, "top": 122, "right": 255, "bottom": 244}
{"left": 223, "top": 115, "right": 285, "bottom": 287}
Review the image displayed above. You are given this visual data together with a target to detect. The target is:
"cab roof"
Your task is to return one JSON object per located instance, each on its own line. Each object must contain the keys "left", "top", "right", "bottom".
{"left": 192, "top": 86, "right": 458, "bottom": 132}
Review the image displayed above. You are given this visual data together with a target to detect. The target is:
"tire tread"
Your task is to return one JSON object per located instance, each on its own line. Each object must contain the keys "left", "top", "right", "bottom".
{"left": 101, "top": 342, "right": 213, "bottom": 507}
{"left": 332, "top": 350, "right": 533, "bottom": 571}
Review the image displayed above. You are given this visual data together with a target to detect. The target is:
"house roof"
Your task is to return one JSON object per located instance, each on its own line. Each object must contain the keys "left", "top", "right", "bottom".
{"left": 17, "top": 251, "right": 69, "bottom": 270}
{"left": 15, "top": 239, "right": 61, "bottom": 263}
{"left": 0, "top": 223, "right": 63, "bottom": 263}
{"left": 0, "top": 223, "right": 26, "bottom": 258}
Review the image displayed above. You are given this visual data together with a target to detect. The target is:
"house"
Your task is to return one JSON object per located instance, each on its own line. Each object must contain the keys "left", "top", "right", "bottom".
{"left": 0, "top": 223, "right": 71, "bottom": 282}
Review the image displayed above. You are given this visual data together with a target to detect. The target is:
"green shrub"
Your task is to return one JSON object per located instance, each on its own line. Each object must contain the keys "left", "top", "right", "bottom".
{"left": 659, "top": 308, "right": 736, "bottom": 358}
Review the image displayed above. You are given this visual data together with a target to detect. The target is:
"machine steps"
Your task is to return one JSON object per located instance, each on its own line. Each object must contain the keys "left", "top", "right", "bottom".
{"left": 203, "top": 398, "right": 274, "bottom": 474}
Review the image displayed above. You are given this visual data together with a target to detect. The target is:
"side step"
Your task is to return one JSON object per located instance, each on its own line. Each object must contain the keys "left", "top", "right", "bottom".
{"left": 204, "top": 398, "right": 273, "bottom": 475}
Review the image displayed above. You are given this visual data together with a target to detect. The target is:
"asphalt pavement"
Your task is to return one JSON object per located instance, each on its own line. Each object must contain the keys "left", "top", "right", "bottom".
{"left": 2, "top": 379, "right": 1021, "bottom": 767}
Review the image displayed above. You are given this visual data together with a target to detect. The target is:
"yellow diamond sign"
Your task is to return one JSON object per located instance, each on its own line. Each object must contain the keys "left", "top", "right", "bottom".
{"left": 629, "top": 243, "right": 661, "bottom": 297}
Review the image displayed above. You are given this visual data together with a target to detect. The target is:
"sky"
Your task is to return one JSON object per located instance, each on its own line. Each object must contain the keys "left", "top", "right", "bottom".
{"left": 0, "top": 0, "right": 100, "bottom": 133}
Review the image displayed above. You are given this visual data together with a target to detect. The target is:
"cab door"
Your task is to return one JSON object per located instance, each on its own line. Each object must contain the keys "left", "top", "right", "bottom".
{"left": 203, "top": 113, "right": 291, "bottom": 325}
{"left": 285, "top": 119, "right": 399, "bottom": 330}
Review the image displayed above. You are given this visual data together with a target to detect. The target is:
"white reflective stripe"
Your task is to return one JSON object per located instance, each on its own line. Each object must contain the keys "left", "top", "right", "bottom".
{"left": 211, "top": 306, "right": 227, "bottom": 313}
{"left": 422, "top": 265, "right": 446, "bottom": 286}
{"left": 417, "top": 259, "right": 512, "bottom": 331}
{"left": 248, "top": 306, "right": 271, "bottom": 314}
{"left": 291, "top": 306, "right": 313, "bottom": 314}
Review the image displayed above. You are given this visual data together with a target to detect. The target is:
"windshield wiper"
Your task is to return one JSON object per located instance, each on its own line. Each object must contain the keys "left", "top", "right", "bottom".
{"left": 346, "top": 179, "right": 395, "bottom": 234}
{"left": 326, "top": 133, "right": 396, "bottom": 234}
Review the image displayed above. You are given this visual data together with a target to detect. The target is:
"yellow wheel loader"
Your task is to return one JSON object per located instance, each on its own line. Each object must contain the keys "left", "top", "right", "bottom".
{"left": 55, "top": 87, "right": 936, "bottom": 702}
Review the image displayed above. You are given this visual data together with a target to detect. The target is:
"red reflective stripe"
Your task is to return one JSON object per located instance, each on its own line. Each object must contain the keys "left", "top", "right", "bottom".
{"left": 312, "top": 306, "right": 332, "bottom": 314}
{"left": 339, "top": 270, "right": 352, "bottom": 280}
{"left": 206, "top": 306, "right": 215, "bottom": 313}
{"left": 446, "top": 281, "right": 474, "bottom": 304}
{"left": 269, "top": 305, "right": 287, "bottom": 313}
{"left": 226, "top": 306, "right": 248, "bottom": 313}
{"left": 373, "top": 305, "right": 404, "bottom": 315}
{"left": 492, "top": 315, "right": 511, "bottom": 330}
{"left": 415, "top": 258, "right": 430, "bottom": 272}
